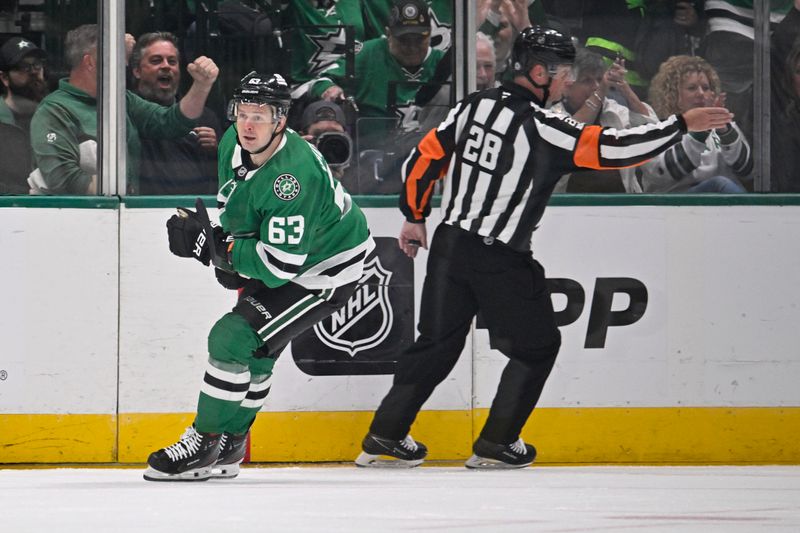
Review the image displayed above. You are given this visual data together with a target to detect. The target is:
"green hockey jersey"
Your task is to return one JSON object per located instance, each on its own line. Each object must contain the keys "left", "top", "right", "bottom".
{"left": 217, "top": 126, "right": 374, "bottom": 290}
{"left": 311, "top": 36, "right": 445, "bottom": 138}
{"left": 281, "top": 0, "right": 366, "bottom": 84}
{"left": 361, "top": 0, "right": 452, "bottom": 50}
{"left": 705, "top": 0, "right": 793, "bottom": 39}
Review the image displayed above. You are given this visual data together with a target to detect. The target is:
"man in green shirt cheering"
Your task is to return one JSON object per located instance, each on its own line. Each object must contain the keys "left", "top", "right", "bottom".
{"left": 28, "top": 24, "right": 219, "bottom": 195}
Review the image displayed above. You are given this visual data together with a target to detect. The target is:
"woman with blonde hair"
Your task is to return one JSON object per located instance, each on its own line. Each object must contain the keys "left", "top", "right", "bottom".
{"left": 637, "top": 55, "right": 750, "bottom": 193}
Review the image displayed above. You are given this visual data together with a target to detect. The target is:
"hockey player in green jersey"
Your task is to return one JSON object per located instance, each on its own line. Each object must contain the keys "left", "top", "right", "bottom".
{"left": 144, "top": 72, "right": 374, "bottom": 482}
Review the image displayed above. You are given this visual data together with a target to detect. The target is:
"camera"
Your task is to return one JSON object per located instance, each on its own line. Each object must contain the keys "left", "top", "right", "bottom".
{"left": 315, "top": 131, "right": 352, "bottom": 170}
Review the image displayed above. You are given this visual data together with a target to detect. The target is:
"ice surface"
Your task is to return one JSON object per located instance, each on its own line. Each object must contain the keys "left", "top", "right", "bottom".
{"left": 1, "top": 465, "right": 799, "bottom": 532}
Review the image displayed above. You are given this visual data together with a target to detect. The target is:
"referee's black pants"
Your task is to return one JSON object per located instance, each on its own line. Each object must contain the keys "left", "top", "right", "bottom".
{"left": 369, "top": 223, "right": 561, "bottom": 445}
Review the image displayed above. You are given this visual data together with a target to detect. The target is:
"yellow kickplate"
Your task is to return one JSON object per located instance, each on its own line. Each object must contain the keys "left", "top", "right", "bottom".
{"left": 3, "top": 407, "right": 799, "bottom": 464}
{"left": 0, "top": 414, "right": 116, "bottom": 463}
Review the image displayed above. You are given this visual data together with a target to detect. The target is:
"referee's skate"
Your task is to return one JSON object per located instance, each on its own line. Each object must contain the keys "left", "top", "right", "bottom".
{"left": 465, "top": 437, "right": 537, "bottom": 469}
{"left": 355, "top": 433, "right": 427, "bottom": 468}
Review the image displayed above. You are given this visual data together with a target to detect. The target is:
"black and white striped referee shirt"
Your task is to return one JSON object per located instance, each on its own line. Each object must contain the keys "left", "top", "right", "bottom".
{"left": 400, "top": 81, "right": 688, "bottom": 252}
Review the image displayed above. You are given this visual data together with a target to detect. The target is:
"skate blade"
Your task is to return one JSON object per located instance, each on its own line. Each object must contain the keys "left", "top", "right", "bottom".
{"left": 354, "top": 452, "right": 423, "bottom": 468}
{"left": 143, "top": 466, "right": 212, "bottom": 482}
{"left": 211, "top": 462, "right": 241, "bottom": 479}
{"left": 464, "top": 454, "right": 532, "bottom": 470}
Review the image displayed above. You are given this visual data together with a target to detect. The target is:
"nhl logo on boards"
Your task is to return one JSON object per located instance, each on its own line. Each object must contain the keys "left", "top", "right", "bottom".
{"left": 292, "top": 237, "right": 415, "bottom": 376}
{"left": 274, "top": 174, "right": 300, "bottom": 200}
{"left": 312, "top": 256, "right": 393, "bottom": 357}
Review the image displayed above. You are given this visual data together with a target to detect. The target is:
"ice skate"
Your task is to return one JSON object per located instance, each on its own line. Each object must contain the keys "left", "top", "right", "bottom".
{"left": 143, "top": 426, "right": 222, "bottom": 482}
{"left": 354, "top": 432, "right": 427, "bottom": 468}
{"left": 211, "top": 432, "right": 249, "bottom": 479}
{"left": 465, "top": 437, "right": 536, "bottom": 469}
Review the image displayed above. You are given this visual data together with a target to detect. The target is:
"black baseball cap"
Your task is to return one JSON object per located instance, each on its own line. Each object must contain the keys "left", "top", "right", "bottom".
{"left": 0, "top": 37, "right": 47, "bottom": 71}
{"left": 389, "top": 0, "right": 431, "bottom": 37}
{"left": 301, "top": 100, "right": 347, "bottom": 131}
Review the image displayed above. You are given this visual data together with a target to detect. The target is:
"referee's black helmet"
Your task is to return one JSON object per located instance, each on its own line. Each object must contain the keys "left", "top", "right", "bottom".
{"left": 512, "top": 25, "right": 576, "bottom": 75}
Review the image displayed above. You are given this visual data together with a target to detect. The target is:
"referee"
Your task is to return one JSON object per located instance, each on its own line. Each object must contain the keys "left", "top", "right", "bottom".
{"left": 355, "top": 26, "right": 734, "bottom": 469}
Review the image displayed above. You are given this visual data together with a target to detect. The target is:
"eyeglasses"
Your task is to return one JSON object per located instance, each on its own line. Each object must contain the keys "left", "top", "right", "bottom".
{"left": 12, "top": 60, "right": 45, "bottom": 74}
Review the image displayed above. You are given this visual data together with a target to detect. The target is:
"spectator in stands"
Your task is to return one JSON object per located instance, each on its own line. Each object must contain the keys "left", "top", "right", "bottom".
{"left": 633, "top": 1, "right": 704, "bottom": 84}
{"left": 637, "top": 55, "right": 750, "bottom": 193}
{"left": 28, "top": 24, "right": 218, "bottom": 195}
{"left": 130, "top": 32, "right": 222, "bottom": 195}
{"left": 280, "top": 0, "right": 367, "bottom": 88}
{"left": 417, "top": 32, "right": 497, "bottom": 132}
{"left": 562, "top": 1, "right": 704, "bottom": 104}
{"left": 310, "top": 0, "right": 446, "bottom": 144}
{"left": 0, "top": 37, "right": 48, "bottom": 135}
{"left": 478, "top": 0, "right": 539, "bottom": 79}
{"left": 576, "top": 0, "right": 650, "bottom": 100}
{"left": 702, "top": 0, "right": 794, "bottom": 143}
{"left": 362, "top": 0, "right": 452, "bottom": 51}
{"left": 299, "top": 99, "right": 352, "bottom": 179}
{"left": 476, "top": 32, "right": 498, "bottom": 91}
{"left": 551, "top": 48, "right": 658, "bottom": 193}
{"left": 0, "top": 37, "right": 49, "bottom": 194}
{"left": 770, "top": 0, "right": 800, "bottom": 192}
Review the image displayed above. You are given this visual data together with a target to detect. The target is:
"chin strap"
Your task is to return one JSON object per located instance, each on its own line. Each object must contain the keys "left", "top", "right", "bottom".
{"left": 525, "top": 69, "right": 552, "bottom": 106}
{"left": 248, "top": 121, "right": 284, "bottom": 155}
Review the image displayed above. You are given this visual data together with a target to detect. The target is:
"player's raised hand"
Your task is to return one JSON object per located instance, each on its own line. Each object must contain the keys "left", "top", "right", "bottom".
{"left": 187, "top": 56, "right": 219, "bottom": 91}
{"left": 682, "top": 107, "right": 734, "bottom": 132}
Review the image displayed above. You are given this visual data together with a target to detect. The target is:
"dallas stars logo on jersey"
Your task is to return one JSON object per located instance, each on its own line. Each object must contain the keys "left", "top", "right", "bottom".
{"left": 307, "top": 27, "right": 363, "bottom": 77}
{"left": 274, "top": 174, "right": 300, "bottom": 200}
{"left": 394, "top": 103, "right": 422, "bottom": 132}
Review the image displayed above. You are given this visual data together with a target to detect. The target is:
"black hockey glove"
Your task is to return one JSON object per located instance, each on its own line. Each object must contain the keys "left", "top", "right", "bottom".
{"left": 166, "top": 207, "right": 209, "bottom": 264}
{"left": 215, "top": 267, "right": 246, "bottom": 290}
{"left": 166, "top": 199, "right": 234, "bottom": 271}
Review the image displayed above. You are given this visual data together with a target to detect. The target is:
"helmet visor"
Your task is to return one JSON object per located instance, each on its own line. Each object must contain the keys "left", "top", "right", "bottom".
{"left": 548, "top": 64, "right": 576, "bottom": 83}
{"left": 227, "top": 100, "right": 282, "bottom": 123}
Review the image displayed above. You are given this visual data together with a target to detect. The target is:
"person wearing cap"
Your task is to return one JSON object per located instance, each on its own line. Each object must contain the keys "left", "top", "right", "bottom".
{"left": 0, "top": 37, "right": 48, "bottom": 194}
{"left": 354, "top": 26, "right": 735, "bottom": 470}
{"left": 0, "top": 36, "right": 48, "bottom": 130}
{"left": 298, "top": 100, "right": 352, "bottom": 178}
{"left": 129, "top": 31, "right": 222, "bottom": 195}
{"left": 308, "top": 0, "right": 445, "bottom": 144}
{"left": 27, "top": 24, "right": 219, "bottom": 195}
{"left": 361, "top": 0, "right": 452, "bottom": 51}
